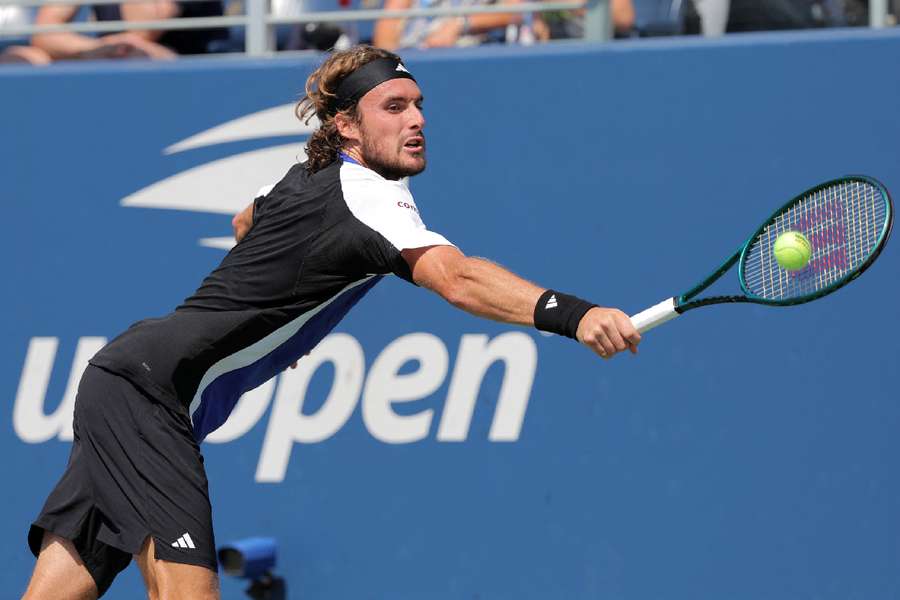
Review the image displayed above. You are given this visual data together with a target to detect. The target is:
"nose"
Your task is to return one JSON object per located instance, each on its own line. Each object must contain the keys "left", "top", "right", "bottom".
{"left": 409, "top": 104, "right": 425, "bottom": 130}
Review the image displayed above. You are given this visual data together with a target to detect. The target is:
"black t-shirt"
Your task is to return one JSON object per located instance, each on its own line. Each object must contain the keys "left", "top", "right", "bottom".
{"left": 90, "top": 159, "right": 452, "bottom": 441}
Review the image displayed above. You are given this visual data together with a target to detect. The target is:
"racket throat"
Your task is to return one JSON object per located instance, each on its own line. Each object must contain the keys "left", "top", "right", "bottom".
{"left": 630, "top": 297, "right": 681, "bottom": 334}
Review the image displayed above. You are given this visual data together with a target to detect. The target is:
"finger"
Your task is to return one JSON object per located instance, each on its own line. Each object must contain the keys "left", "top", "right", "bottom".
{"left": 623, "top": 326, "right": 641, "bottom": 346}
{"left": 582, "top": 334, "right": 609, "bottom": 359}
{"left": 593, "top": 333, "right": 617, "bottom": 358}
{"left": 628, "top": 343, "right": 638, "bottom": 355}
{"left": 604, "top": 324, "right": 628, "bottom": 353}
{"left": 289, "top": 361, "right": 298, "bottom": 369}
{"left": 615, "top": 314, "right": 642, "bottom": 347}
{"left": 625, "top": 333, "right": 642, "bottom": 349}
{"left": 592, "top": 344, "right": 610, "bottom": 360}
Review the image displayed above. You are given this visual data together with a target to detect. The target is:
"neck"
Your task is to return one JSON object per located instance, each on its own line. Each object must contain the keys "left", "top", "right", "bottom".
{"left": 339, "top": 147, "right": 409, "bottom": 181}
{"left": 341, "top": 147, "right": 367, "bottom": 168}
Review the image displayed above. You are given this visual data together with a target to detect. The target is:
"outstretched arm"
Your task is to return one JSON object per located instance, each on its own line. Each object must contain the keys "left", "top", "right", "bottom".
{"left": 403, "top": 245, "right": 641, "bottom": 359}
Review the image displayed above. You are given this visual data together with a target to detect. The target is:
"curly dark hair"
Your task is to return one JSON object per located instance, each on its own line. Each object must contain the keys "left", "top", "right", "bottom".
{"left": 296, "top": 45, "right": 403, "bottom": 174}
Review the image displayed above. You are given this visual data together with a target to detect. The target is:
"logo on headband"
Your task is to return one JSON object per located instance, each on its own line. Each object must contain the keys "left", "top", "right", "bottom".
{"left": 396, "top": 63, "right": 410, "bottom": 74}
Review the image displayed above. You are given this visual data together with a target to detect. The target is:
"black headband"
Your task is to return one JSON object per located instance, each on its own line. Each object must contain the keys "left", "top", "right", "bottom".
{"left": 330, "top": 58, "right": 416, "bottom": 114}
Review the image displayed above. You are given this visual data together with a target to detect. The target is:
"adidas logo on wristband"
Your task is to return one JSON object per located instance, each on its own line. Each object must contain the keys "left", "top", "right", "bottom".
{"left": 534, "top": 290, "right": 595, "bottom": 340}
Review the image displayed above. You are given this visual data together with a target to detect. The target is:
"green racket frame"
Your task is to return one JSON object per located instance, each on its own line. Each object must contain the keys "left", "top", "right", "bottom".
{"left": 630, "top": 176, "right": 893, "bottom": 333}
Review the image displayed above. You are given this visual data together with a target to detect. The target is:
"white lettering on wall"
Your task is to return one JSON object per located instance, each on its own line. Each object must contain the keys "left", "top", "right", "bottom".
{"left": 256, "top": 334, "right": 365, "bottom": 482}
{"left": 13, "top": 331, "right": 538, "bottom": 482}
{"left": 363, "top": 332, "right": 448, "bottom": 444}
{"left": 13, "top": 337, "right": 107, "bottom": 443}
{"left": 438, "top": 332, "right": 537, "bottom": 442}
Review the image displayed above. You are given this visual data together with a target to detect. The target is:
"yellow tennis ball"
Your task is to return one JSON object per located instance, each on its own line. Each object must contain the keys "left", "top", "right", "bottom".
{"left": 774, "top": 231, "right": 812, "bottom": 271}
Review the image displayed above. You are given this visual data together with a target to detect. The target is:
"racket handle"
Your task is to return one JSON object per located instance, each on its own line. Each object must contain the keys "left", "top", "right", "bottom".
{"left": 630, "top": 297, "right": 679, "bottom": 334}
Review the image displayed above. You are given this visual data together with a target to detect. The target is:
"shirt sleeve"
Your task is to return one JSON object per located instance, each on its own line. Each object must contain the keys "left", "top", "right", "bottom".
{"left": 342, "top": 172, "right": 453, "bottom": 251}
{"left": 340, "top": 163, "right": 454, "bottom": 282}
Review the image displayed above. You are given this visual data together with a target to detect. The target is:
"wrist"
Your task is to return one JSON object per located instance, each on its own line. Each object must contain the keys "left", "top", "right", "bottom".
{"left": 459, "top": 14, "right": 470, "bottom": 35}
{"left": 533, "top": 289, "right": 596, "bottom": 339}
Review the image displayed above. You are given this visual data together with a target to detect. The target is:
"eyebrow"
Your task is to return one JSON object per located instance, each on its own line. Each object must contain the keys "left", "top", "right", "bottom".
{"left": 382, "top": 95, "right": 424, "bottom": 103}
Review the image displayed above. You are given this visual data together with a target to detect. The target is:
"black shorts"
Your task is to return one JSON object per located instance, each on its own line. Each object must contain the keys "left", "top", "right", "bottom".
{"left": 28, "top": 365, "right": 217, "bottom": 596}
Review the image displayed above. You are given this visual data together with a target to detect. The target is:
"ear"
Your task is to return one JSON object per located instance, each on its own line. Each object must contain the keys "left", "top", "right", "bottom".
{"left": 334, "top": 111, "right": 360, "bottom": 142}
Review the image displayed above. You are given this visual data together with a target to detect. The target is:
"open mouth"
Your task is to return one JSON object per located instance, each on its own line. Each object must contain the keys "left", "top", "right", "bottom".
{"left": 404, "top": 137, "right": 425, "bottom": 151}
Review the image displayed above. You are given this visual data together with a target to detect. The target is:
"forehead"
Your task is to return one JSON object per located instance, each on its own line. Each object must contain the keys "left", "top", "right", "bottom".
{"left": 359, "top": 78, "right": 423, "bottom": 106}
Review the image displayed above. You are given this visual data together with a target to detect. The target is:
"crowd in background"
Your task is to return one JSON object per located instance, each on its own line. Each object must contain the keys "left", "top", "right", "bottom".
{"left": 1, "top": 0, "right": 898, "bottom": 65}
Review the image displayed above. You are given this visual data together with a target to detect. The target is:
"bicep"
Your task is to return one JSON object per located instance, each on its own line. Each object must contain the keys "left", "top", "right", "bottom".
{"left": 402, "top": 245, "right": 466, "bottom": 294}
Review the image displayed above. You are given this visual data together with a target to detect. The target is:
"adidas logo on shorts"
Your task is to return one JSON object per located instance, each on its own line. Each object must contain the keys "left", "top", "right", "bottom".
{"left": 171, "top": 532, "right": 196, "bottom": 549}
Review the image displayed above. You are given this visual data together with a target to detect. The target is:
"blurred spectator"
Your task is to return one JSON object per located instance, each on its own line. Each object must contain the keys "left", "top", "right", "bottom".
{"left": 288, "top": 21, "right": 354, "bottom": 49}
{"left": 31, "top": 0, "right": 228, "bottom": 60}
{"left": 373, "top": 0, "right": 526, "bottom": 49}
{"left": 1, "top": 5, "right": 51, "bottom": 64}
{"left": 693, "top": 0, "right": 728, "bottom": 34}
{"left": 533, "top": 0, "right": 634, "bottom": 40}
{"left": 632, "top": 0, "right": 696, "bottom": 35}
{"left": 726, "top": 0, "right": 846, "bottom": 31}
{"left": 838, "top": 0, "right": 900, "bottom": 26}
{"left": 633, "top": 0, "right": 866, "bottom": 37}
{"left": 225, "top": 0, "right": 355, "bottom": 51}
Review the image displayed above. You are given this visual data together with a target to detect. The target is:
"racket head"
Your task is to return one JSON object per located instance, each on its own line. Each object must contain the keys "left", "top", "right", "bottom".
{"left": 738, "top": 176, "right": 893, "bottom": 305}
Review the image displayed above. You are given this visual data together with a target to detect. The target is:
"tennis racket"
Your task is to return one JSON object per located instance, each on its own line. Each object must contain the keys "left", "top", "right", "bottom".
{"left": 630, "top": 175, "right": 893, "bottom": 334}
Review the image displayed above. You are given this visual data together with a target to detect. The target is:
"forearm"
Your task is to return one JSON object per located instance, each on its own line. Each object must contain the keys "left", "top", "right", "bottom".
{"left": 467, "top": 11, "right": 522, "bottom": 32}
{"left": 434, "top": 256, "right": 544, "bottom": 326}
{"left": 32, "top": 5, "right": 98, "bottom": 59}
{"left": 32, "top": 32, "right": 103, "bottom": 59}
{"left": 446, "top": 259, "right": 641, "bottom": 358}
{"left": 374, "top": 0, "right": 411, "bottom": 50}
{"left": 407, "top": 246, "right": 641, "bottom": 359}
{"left": 373, "top": 18, "right": 404, "bottom": 50}
{"left": 470, "top": 0, "right": 522, "bottom": 30}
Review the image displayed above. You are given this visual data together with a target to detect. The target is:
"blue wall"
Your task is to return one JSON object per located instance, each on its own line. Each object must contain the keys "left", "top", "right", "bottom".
{"left": 3, "top": 29, "right": 900, "bottom": 599}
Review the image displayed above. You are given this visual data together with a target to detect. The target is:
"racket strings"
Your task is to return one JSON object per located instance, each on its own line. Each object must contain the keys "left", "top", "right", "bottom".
{"left": 742, "top": 180, "right": 887, "bottom": 301}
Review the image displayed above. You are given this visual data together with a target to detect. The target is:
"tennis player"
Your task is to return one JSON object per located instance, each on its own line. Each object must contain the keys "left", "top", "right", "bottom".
{"left": 22, "top": 45, "right": 641, "bottom": 600}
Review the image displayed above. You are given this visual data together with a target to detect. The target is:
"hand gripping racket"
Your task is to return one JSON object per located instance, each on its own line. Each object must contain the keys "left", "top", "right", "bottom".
{"left": 630, "top": 176, "right": 893, "bottom": 334}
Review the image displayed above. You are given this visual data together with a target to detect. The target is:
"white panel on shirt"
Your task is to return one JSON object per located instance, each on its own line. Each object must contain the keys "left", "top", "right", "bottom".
{"left": 339, "top": 161, "right": 453, "bottom": 251}
{"left": 256, "top": 184, "right": 276, "bottom": 198}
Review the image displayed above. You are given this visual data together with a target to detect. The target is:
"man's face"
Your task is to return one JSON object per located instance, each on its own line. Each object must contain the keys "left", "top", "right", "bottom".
{"left": 352, "top": 78, "right": 426, "bottom": 180}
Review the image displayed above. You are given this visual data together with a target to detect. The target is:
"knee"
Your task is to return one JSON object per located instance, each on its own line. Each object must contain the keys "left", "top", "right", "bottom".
{"left": 154, "top": 582, "right": 220, "bottom": 600}
{"left": 151, "top": 565, "right": 220, "bottom": 600}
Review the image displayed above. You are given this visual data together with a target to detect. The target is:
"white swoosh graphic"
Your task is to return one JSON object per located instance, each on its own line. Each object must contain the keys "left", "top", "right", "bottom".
{"left": 198, "top": 236, "right": 238, "bottom": 250}
{"left": 121, "top": 143, "right": 303, "bottom": 216}
{"left": 165, "top": 103, "right": 317, "bottom": 155}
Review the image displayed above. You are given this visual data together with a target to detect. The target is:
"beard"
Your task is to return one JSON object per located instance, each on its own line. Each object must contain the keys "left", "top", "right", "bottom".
{"left": 360, "top": 136, "right": 427, "bottom": 181}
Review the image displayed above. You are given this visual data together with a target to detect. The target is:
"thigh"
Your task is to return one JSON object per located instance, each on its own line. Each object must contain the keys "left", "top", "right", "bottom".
{"left": 136, "top": 537, "right": 220, "bottom": 600}
{"left": 22, "top": 532, "right": 98, "bottom": 600}
{"left": 29, "top": 366, "right": 138, "bottom": 597}
{"left": 135, "top": 397, "right": 218, "bottom": 571}
{"left": 70, "top": 367, "right": 218, "bottom": 571}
